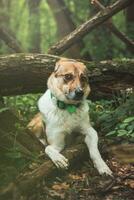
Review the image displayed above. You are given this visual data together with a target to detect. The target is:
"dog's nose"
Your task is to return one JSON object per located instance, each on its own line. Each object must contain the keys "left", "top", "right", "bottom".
{"left": 75, "top": 87, "right": 84, "bottom": 98}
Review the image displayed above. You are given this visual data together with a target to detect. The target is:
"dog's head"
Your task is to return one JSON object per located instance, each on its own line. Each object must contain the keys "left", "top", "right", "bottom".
{"left": 47, "top": 59, "right": 90, "bottom": 104}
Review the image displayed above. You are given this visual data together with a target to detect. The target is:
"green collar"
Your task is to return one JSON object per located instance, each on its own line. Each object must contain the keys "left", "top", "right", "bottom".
{"left": 51, "top": 93, "right": 81, "bottom": 114}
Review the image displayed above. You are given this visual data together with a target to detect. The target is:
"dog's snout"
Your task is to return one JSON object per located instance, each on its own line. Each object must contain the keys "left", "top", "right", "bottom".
{"left": 75, "top": 87, "right": 84, "bottom": 98}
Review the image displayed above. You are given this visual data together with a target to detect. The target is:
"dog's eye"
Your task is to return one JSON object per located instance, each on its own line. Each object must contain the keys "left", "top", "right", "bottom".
{"left": 64, "top": 74, "right": 73, "bottom": 81}
{"left": 80, "top": 75, "right": 87, "bottom": 82}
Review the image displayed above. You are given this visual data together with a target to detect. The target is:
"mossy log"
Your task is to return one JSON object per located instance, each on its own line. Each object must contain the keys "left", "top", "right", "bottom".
{"left": 0, "top": 53, "right": 133, "bottom": 99}
{"left": 110, "top": 144, "right": 134, "bottom": 163}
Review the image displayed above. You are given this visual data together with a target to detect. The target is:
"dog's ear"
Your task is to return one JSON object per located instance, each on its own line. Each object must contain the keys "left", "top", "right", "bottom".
{"left": 54, "top": 58, "right": 75, "bottom": 72}
{"left": 54, "top": 62, "right": 61, "bottom": 77}
{"left": 79, "top": 63, "right": 89, "bottom": 78}
{"left": 54, "top": 59, "right": 65, "bottom": 77}
{"left": 54, "top": 62, "right": 60, "bottom": 73}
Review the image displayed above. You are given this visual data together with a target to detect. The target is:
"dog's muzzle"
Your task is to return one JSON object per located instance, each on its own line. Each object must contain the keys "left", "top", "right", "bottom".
{"left": 75, "top": 87, "right": 84, "bottom": 99}
{"left": 66, "top": 87, "right": 84, "bottom": 101}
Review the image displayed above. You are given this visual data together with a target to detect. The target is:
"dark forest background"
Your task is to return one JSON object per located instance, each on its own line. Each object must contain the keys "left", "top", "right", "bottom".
{"left": 0, "top": 0, "right": 133, "bottom": 59}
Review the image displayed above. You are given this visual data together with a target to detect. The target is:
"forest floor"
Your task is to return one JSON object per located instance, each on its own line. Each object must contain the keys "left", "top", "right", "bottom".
{"left": 29, "top": 153, "right": 134, "bottom": 200}
{"left": 0, "top": 136, "right": 134, "bottom": 200}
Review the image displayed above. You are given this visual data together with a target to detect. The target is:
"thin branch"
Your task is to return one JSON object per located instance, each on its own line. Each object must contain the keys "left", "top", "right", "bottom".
{"left": 92, "top": 0, "right": 134, "bottom": 53}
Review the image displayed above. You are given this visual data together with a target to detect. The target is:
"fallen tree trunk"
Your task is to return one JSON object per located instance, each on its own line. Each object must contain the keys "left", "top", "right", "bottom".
{"left": 48, "top": 0, "right": 134, "bottom": 55}
{"left": 0, "top": 54, "right": 134, "bottom": 98}
{"left": 0, "top": 143, "right": 88, "bottom": 200}
{"left": 0, "top": 53, "right": 134, "bottom": 99}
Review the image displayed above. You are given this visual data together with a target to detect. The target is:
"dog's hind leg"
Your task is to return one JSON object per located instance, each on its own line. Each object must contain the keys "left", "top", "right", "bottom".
{"left": 27, "top": 113, "right": 47, "bottom": 145}
{"left": 84, "top": 126, "right": 112, "bottom": 176}
{"left": 45, "top": 131, "right": 69, "bottom": 169}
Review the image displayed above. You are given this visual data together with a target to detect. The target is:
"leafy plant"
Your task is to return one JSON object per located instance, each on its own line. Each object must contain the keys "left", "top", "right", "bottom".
{"left": 107, "top": 116, "right": 134, "bottom": 138}
{"left": 4, "top": 94, "right": 41, "bottom": 123}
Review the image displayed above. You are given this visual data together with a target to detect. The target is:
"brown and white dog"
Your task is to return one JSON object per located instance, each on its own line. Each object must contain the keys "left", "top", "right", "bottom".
{"left": 28, "top": 58, "right": 112, "bottom": 175}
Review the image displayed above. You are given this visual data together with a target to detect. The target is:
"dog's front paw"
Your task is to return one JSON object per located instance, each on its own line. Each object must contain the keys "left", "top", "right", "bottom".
{"left": 96, "top": 161, "right": 112, "bottom": 176}
{"left": 45, "top": 145, "right": 69, "bottom": 169}
{"left": 52, "top": 152, "right": 69, "bottom": 169}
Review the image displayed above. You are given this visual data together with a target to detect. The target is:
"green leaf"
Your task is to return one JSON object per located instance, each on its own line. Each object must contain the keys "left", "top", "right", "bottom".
{"left": 0, "top": 107, "right": 9, "bottom": 113}
{"left": 123, "top": 117, "right": 134, "bottom": 123}
{"left": 117, "top": 130, "right": 127, "bottom": 136}
{"left": 127, "top": 125, "right": 134, "bottom": 131}
{"left": 119, "top": 123, "right": 127, "bottom": 129}
{"left": 131, "top": 133, "right": 134, "bottom": 138}
{"left": 106, "top": 131, "right": 116, "bottom": 136}
{"left": 128, "top": 130, "right": 133, "bottom": 134}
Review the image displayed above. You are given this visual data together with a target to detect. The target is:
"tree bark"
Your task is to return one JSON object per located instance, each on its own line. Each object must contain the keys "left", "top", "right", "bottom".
{"left": 48, "top": 0, "right": 134, "bottom": 55}
{"left": 0, "top": 53, "right": 133, "bottom": 99}
{"left": 0, "top": 143, "right": 88, "bottom": 199}
{"left": 47, "top": 0, "right": 92, "bottom": 60}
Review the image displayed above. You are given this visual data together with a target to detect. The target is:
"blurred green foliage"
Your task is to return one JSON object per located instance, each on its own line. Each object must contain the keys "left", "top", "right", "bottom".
{"left": 107, "top": 116, "right": 134, "bottom": 138}
{"left": 88, "top": 93, "right": 134, "bottom": 140}
{"left": 0, "top": 0, "right": 133, "bottom": 59}
{"left": 4, "top": 94, "right": 41, "bottom": 123}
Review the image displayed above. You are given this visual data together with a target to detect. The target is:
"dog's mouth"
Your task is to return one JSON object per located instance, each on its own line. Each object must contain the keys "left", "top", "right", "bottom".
{"left": 65, "top": 89, "right": 84, "bottom": 102}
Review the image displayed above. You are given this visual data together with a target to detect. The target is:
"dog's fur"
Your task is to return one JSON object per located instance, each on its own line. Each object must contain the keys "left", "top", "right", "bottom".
{"left": 28, "top": 59, "right": 112, "bottom": 175}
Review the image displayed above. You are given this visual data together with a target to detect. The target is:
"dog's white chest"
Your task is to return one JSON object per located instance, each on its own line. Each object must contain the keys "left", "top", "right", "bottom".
{"left": 38, "top": 90, "right": 90, "bottom": 133}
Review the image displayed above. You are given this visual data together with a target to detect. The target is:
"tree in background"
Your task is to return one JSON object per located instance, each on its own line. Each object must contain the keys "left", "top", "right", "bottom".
{"left": 89, "top": 0, "right": 114, "bottom": 59}
{"left": 47, "top": 0, "right": 92, "bottom": 59}
{"left": 126, "top": 3, "right": 134, "bottom": 40}
{"left": 27, "top": 0, "right": 41, "bottom": 53}
{"left": 65, "top": 0, "right": 133, "bottom": 60}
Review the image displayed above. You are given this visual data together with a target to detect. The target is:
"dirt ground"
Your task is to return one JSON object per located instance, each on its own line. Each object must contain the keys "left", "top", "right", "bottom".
{"left": 28, "top": 157, "right": 134, "bottom": 200}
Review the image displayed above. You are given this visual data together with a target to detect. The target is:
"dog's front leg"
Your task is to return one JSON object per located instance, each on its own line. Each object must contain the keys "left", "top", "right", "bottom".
{"left": 45, "top": 131, "right": 69, "bottom": 169}
{"left": 84, "top": 126, "right": 112, "bottom": 176}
